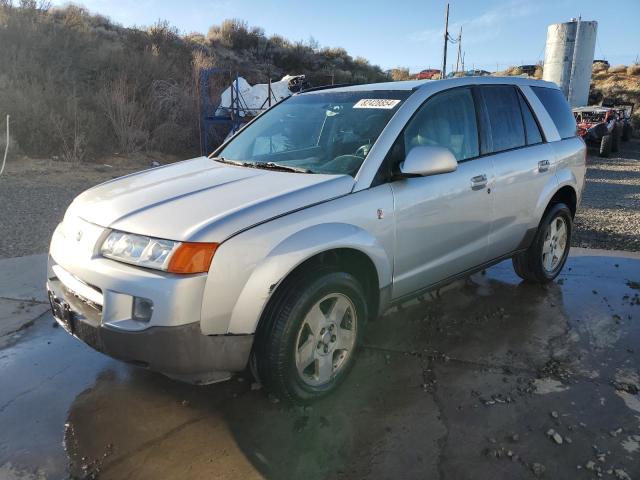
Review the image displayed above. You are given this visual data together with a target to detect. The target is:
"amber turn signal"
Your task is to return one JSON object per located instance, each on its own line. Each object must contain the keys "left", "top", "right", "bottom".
{"left": 167, "top": 242, "right": 218, "bottom": 274}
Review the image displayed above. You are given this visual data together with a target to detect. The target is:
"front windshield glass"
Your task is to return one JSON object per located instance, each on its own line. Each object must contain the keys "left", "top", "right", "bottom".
{"left": 215, "top": 90, "right": 411, "bottom": 176}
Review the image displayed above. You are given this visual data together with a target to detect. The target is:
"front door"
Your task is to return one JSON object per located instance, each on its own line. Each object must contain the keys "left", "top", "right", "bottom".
{"left": 389, "top": 87, "right": 494, "bottom": 299}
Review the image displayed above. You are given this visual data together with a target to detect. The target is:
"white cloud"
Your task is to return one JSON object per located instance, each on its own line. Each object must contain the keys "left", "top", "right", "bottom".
{"left": 409, "top": 1, "right": 536, "bottom": 46}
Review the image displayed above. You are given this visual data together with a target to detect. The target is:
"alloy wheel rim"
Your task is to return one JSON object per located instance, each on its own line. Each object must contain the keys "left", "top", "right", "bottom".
{"left": 542, "top": 216, "right": 568, "bottom": 273}
{"left": 294, "top": 293, "right": 357, "bottom": 387}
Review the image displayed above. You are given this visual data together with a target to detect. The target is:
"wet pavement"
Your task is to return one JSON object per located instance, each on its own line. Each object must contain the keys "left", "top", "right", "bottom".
{"left": 1, "top": 249, "right": 639, "bottom": 480}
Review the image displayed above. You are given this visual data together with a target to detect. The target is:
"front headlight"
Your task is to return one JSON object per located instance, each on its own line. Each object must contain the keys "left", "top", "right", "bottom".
{"left": 100, "top": 230, "right": 217, "bottom": 274}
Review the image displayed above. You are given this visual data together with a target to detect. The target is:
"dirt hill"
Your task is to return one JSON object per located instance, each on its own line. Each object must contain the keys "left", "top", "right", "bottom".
{"left": 0, "top": 2, "right": 387, "bottom": 162}
{"left": 590, "top": 63, "right": 640, "bottom": 127}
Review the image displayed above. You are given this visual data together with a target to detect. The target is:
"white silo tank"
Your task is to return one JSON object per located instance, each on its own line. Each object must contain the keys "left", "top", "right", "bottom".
{"left": 543, "top": 19, "right": 598, "bottom": 107}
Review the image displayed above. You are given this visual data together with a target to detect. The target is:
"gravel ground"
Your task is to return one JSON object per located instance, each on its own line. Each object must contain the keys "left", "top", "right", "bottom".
{"left": 0, "top": 157, "right": 160, "bottom": 258}
{"left": 0, "top": 141, "right": 638, "bottom": 259}
{"left": 573, "top": 137, "right": 640, "bottom": 251}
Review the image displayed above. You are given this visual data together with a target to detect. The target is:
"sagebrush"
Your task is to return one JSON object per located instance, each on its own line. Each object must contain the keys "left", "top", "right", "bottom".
{"left": 0, "top": 4, "right": 387, "bottom": 160}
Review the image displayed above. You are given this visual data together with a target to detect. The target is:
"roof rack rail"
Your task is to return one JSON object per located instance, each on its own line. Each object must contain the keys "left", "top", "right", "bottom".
{"left": 299, "top": 83, "right": 354, "bottom": 93}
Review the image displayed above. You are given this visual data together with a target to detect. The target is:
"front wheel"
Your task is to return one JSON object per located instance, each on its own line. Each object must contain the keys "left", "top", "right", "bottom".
{"left": 512, "top": 203, "right": 572, "bottom": 283}
{"left": 254, "top": 270, "right": 366, "bottom": 404}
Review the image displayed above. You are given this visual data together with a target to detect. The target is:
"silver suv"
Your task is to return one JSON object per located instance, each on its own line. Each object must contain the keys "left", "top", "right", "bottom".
{"left": 47, "top": 77, "right": 586, "bottom": 403}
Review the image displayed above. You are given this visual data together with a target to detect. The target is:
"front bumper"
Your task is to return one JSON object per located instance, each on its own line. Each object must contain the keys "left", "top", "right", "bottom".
{"left": 47, "top": 258, "right": 253, "bottom": 384}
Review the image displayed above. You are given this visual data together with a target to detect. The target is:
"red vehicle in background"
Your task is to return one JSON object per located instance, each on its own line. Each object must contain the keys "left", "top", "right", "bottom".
{"left": 415, "top": 69, "right": 441, "bottom": 79}
{"left": 573, "top": 106, "right": 621, "bottom": 157}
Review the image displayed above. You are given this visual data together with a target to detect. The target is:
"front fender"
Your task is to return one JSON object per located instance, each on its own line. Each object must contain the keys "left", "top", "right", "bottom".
{"left": 199, "top": 185, "right": 395, "bottom": 335}
{"left": 225, "top": 223, "right": 391, "bottom": 334}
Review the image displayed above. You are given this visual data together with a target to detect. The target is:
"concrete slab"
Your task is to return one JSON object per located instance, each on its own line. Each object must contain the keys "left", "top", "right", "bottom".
{"left": 0, "top": 299, "right": 49, "bottom": 348}
{"left": 0, "top": 254, "right": 48, "bottom": 303}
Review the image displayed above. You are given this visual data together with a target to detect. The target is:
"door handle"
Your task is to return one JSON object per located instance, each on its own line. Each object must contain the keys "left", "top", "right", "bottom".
{"left": 470, "top": 174, "right": 488, "bottom": 190}
{"left": 538, "top": 160, "right": 550, "bottom": 172}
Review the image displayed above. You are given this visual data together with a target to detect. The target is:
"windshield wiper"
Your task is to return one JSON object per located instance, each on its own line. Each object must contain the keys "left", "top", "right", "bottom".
{"left": 212, "top": 157, "right": 312, "bottom": 173}
{"left": 255, "top": 162, "right": 313, "bottom": 174}
{"left": 211, "top": 156, "right": 252, "bottom": 167}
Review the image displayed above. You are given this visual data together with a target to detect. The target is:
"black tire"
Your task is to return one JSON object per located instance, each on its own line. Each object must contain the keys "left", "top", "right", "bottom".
{"left": 512, "top": 203, "right": 572, "bottom": 283}
{"left": 622, "top": 124, "right": 632, "bottom": 142}
{"left": 599, "top": 134, "right": 611, "bottom": 157}
{"left": 611, "top": 127, "right": 620, "bottom": 153}
{"left": 254, "top": 269, "right": 367, "bottom": 404}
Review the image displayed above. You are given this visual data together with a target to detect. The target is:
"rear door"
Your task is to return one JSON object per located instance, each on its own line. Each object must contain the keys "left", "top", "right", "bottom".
{"left": 478, "top": 85, "right": 556, "bottom": 260}
{"left": 389, "top": 87, "right": 495, "bottom": 298}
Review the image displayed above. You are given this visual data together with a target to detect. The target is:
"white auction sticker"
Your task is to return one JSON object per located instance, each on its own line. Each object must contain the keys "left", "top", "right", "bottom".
{"left": 353, "top": 99, "right": 401, "bottom": 109}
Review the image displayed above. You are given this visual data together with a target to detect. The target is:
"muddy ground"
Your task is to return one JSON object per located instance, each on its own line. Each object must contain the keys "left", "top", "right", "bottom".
{"left": 1, "top": 250, "right": 639, "bottom": 479}
{"left": 0, "top": 139, "right": 639, "bottom": 258}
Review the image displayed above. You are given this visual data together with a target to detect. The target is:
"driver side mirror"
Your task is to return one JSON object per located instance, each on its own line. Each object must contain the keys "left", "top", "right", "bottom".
{"left": 399, "top": 145, "right": 458, "bottom": 177}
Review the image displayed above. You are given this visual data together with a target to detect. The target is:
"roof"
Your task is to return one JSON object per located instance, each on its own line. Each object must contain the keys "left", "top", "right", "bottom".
{"left": 301, "top": 76, "right": 558, "bottom": 94}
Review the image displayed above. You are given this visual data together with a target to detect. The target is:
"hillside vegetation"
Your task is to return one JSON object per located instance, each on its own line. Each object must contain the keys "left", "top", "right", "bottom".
{"left": 590, "top": 62, "right": 640, "bottom": 127}
{"left": 0, "top": 1, "right": 387, "bottom": 161}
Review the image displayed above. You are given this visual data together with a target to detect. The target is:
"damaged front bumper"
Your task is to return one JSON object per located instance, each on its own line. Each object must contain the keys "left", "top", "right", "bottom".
{"left": 47, "top": 264, "right": 253, "bottom": 385}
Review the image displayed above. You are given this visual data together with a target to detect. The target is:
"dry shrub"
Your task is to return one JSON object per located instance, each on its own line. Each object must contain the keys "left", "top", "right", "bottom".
{"left": 592, "top": 62, "right": 608, "bottom": 73}
{"left": 98, "top": 75, "right": 149, "bottom": 154}
{"left": 1, "top": 5, "right": 388, "bottom": 160}
{"left": 627, "top": 64, "right": 640, "bottom": 76}
{"left": 608, "top": 64, "right": 627, "bottom": 74}
{"left": 50, "top": 95, "right": 87, "bottom": 163}
{"left": 390, "top": 68, "right": 410, "bottom": 81}
{"left": 495, "top": 66, "right": 522, "bottom": 77}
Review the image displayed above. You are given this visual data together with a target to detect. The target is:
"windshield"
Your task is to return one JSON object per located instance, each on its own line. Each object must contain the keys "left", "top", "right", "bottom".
{"left": 215, "top": 90, "right": 410, "bottom": 176}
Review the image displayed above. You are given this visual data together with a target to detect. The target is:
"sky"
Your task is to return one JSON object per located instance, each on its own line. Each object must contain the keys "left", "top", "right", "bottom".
{"left": 49, "top": 0, "right": 640, "bottom": 72}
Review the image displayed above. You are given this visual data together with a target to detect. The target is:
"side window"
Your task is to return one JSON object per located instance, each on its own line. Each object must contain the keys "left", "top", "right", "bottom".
{"left": 403, "top": 87, "right": 479, "bottom": 162}
{"left": 531, "top": 86, "right": 577, "bottom": 139}
{"left": 480, "top": 86, "right": 526, "bottom": 153}
{"left": 517, "top": 91, "right": 543, "bottom": 145}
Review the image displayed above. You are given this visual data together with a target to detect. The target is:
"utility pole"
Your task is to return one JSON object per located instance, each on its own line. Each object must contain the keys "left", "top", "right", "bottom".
{"left": 441, "top": 3, "right": 449, "bottom": 78}
{"left": 455, "top": 26, "right": 462, "bottom": 73}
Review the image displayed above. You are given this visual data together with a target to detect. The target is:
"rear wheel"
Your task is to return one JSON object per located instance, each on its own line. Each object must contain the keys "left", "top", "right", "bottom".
{"left": 599, "top": 134, "right": 611, "bottom": 157}
{"left": 254, "top": 270, "right": 366, "bottom": 404}
{"left": 512, "top": 203, "right": 572, "bottom": 283}
{"left": 622, "top": 124, "right": 632, "bottom": 141}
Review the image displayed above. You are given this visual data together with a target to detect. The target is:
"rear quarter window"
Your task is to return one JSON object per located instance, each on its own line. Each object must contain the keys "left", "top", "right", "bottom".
{"left": 531, "top": 86, "right": 576, "bottom": 139}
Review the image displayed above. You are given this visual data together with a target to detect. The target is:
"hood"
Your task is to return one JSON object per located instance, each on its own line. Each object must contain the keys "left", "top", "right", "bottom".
{"left": 66, "top": 157, "right": 354, "bottom": 242}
